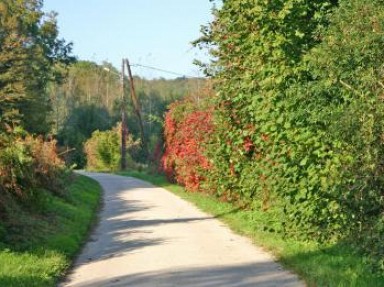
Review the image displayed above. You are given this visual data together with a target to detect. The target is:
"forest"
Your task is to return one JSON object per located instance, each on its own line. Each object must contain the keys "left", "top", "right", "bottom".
{"left": 1, "top": 0, "right": 384, "bottom": 285}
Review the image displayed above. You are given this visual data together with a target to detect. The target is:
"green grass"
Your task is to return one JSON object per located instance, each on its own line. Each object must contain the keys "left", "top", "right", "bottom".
{"left": 119, "top": 170, "right": 384, "bottom": 287}
{"left": 0, "top": 175, "right": 102, "bottom": 287}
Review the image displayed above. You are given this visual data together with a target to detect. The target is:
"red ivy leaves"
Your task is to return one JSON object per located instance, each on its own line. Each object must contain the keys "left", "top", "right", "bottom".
{"left": 161, "top": 102, "right": 213, "bottom": 191}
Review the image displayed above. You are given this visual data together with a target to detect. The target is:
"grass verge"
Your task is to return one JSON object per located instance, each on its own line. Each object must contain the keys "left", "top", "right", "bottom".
{"left": 0, "top": 174, "right": 102, "bottom": 287}
{"left": 119, "top": 170, "right": 384, "bottom": 287}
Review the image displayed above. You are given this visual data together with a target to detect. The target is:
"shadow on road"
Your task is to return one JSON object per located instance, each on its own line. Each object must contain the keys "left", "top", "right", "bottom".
{"left": 74, "top": 262, "right": 299, "bottom": 287}
{"left": 73, "top": 176, "right": 215, "bottom": 266}
{"left": 106, "top": 216, "right": 214, "bottom": 229}
{"left": 62, "top": 174, "right": 303, "bottom": 287}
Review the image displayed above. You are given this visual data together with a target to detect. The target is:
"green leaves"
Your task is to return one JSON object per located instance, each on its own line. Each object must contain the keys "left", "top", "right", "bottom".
{"left": 0, "top": 0, "right": 73, "bottom": 134}
{"left": 84, "top": 123, "right": 137, "bottom": 171}
{"left": 190, "top": 0, "right": 384, "bottom": 272}
{"left": 197, "top": 0, "right": 341, "bottom": 232}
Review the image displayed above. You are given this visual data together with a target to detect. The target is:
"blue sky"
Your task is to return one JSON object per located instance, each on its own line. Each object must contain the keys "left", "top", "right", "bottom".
{"left": 43, "top": 0, "right": 215, "bottom": 79}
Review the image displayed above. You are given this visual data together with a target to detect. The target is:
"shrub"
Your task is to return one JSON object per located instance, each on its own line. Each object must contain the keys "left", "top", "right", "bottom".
{"left": 0, "top": 129, "right": 68, "bottom": 200}
{"left": 84, "top": 123, "right": 138, "bottom": 171}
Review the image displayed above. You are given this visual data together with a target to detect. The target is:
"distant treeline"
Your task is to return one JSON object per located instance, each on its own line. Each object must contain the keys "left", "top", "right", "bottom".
{"left": 49, "top": 60, "right": 207, "bottom": 167}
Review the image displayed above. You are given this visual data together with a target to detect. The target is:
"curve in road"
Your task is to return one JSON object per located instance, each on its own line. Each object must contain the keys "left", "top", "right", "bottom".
{"left": 60, "top": 172, "right": 305, "bottom": 287}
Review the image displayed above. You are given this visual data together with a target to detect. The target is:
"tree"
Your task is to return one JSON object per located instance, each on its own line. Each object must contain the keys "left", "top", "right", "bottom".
{"left": 0, "top": 0, "right": 73, "bottom": 134}
{"left": 0, "top": 0, "right": 73, "bottom": 207}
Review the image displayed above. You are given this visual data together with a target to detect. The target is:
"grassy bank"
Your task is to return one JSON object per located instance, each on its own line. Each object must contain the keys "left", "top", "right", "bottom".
{"left": 0, "top": 174, "right": 102, "bottom": 287}
{"left": 119, "top": 170, "right": 384, "bottom": 287}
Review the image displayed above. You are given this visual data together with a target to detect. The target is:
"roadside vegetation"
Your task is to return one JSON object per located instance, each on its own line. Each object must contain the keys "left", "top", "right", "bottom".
{"left": 3, "top": 0, "right": 384, "bottom": 286}
{"left": 120, "top": 170, "right": 384, "bottom": 287}
{"left": 160, "top": 0, "right": 384, "bottom": 278}
{"left": 0, "top": 1, "right": 102, "bottom": 286}
{"left": 0, "top": 175, "right": 101, "bottom": 287}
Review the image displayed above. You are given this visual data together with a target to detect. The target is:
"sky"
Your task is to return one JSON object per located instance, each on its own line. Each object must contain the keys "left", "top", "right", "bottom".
{"left": 42, "top": 0, "right": 215, "bottom": 79}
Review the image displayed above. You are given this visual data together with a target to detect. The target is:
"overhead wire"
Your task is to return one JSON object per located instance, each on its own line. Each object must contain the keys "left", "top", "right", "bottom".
{"left": 130, "top": 63, "right": 203, "bottom": 79}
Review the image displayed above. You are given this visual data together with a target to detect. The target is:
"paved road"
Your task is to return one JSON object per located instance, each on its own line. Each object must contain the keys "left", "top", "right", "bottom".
{"left": 60, "top": 172, "right": 305, "bottom": 287}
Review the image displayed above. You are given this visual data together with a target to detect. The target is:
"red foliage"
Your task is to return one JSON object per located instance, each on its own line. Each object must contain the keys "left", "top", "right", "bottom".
{"left": 0, "top": 135, "right": 67, "bottom": 198}
{"left": 161, "top": 102, "right": 214, "bottom": 191}
{"left": 243, "top": 136, "right": 254, "bottom": 153}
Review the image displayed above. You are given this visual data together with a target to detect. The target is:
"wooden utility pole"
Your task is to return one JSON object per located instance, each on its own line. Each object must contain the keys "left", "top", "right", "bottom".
{"left": 120, "top": 59, "right": 127, "bottom": 170}
{"left": 124, "top": 58, "right": 148, "bottom": 156}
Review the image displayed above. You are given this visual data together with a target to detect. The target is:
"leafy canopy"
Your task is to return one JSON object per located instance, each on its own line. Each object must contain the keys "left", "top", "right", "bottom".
{"left": 0, "top": 0, "right": 73, "bottom": 133}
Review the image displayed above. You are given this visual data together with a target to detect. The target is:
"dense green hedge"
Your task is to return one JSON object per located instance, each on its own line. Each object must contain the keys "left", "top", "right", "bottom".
{"left": 181, "top": 0, "right": 384, "bottom": 271}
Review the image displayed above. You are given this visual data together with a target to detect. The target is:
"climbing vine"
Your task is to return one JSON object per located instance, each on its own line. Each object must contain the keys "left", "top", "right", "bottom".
{"left": 162, "top": 100, "right": 213, "bottom": 191}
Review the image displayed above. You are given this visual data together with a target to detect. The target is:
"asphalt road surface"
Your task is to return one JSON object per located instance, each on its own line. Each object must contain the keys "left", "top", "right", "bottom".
{"left": 60, "top": 172, "right": 305, "bottom": 287}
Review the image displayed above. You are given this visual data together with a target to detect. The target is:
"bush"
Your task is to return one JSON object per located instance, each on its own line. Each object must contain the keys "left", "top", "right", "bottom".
{"left": 0, "top": 129, "right": 68, "bottom": 202}
{"left": 84, "top": 123, "right": 139, "bottom": 171}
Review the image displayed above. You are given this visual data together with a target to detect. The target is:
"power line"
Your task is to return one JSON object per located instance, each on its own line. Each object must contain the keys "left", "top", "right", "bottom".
{"left": 130, "top": 63, "right": 203, "bottom": 79}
